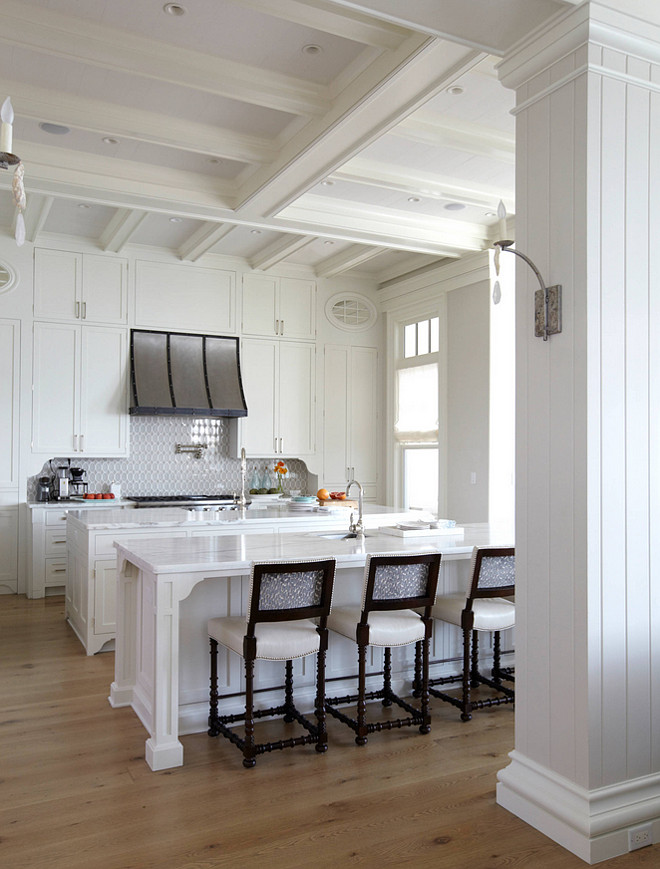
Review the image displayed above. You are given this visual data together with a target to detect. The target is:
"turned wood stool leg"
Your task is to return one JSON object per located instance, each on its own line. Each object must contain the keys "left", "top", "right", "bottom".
{"left": 243, "top": 657, "right": 257, "bottom": 768}
{"left": 382, "top": 646, "right": 393, "bottom": 706}
{"left": 419, "top": 633, "right": 431, "bottom": 734}
{"left": 283, "top": 659, "right": 295, "bottom": 722}
{"left": 356, "top": 640, "right": 368, "bottom": 746}
{"left": 315, "top": 630, "right": 328, "bottom": 753}
{"left": 208, "top": 638, "right": 219, "bottom": 735}
{"left": 461, "top": 627, "right": 473, "bottom": 722}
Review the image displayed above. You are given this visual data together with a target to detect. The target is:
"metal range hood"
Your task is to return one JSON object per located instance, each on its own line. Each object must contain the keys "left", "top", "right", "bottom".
{"left": 129, "top": 329, "right": 248, "bottom": 417}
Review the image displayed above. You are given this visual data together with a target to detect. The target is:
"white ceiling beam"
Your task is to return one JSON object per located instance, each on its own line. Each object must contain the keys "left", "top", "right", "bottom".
{"left": 100, "top": 209, "right": 148, "bottom": 253}
{"left": 178, "top": 223, "right": 237, "bottom": 262}
{"left": 393, "top": 114, "right": 515, "bottom": 162}
{"left": 374, "top": 253, "right": 453, "bottom": 284}
{"left": 234, "top": 35, "right": 486, "bottom": 216}
{"left": 333, "top": 160, "right": 514, "bottom": 211}
{"left": 1, "top": 80, "right": 273, "bottom": 166}
{"left": 250, "top": 234, "right": 316, "bottom": 270}
{"left": 0, "top": 0, "right": 327, "bottom": 117}
{"left": 321, "top": 0, "right": 573, "bottom": 55}
{"left": 316, "top": 243, "right": 388, "bottom": 277}
{"left": 233, "top": 0, "right": 407, "bottom": 48}
{"left": 22, "top": 194, "right": 54, "bottom": 244}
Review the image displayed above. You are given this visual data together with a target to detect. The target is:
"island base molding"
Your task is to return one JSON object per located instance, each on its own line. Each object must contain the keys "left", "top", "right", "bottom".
{"left": 496, "top": 751, "right": 660, "bottom": 864}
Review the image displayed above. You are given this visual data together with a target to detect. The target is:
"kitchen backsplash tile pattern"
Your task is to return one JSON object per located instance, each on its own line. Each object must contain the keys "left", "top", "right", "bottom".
{"left": 28, "top": 416, "right": 308, "bottom": 499}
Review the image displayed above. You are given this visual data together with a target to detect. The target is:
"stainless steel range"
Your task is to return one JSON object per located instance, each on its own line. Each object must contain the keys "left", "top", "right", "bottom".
{"left": 127, "top": 494, "right": 240, "bottom": 509}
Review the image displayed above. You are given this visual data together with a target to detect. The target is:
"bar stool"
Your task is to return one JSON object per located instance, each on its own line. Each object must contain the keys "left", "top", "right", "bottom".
{"left": 424, "top": 545, "right": 515, "bottom": 721}
{"left": 325, "top": 552, "right": 441, "bottom": 746}
{"left": 207, "top": 557, "right": 336, "bottom": 768}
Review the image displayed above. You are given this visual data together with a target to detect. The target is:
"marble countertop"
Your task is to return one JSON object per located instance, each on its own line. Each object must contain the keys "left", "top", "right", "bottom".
{"left": 114, "top": 523, "right": 513, "bottom": 575}
{"left": 28, "top": 499, "right": 135, "bottom": 509}
{"left": 67, "top": 503, "right": 415, "bottom": 530}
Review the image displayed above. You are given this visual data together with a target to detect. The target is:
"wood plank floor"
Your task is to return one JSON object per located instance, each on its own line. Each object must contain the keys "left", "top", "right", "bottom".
{"left": 1, "top": 594, "right": 657, "bottom": 869}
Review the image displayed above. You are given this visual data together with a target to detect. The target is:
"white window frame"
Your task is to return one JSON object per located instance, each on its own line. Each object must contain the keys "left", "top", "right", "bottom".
{"left": 384, "top": 297, "right": 447, "bottom": 513}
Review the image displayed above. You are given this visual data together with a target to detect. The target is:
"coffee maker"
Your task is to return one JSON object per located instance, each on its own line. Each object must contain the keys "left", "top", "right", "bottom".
{"left": 55, "top": 465, "right": 70, "bottom": 500}
{"left": 37, "top": 476, "right": 52, "bottom": 502}
{"left": 69, "top": 467, "right": 88, "bottom": 497}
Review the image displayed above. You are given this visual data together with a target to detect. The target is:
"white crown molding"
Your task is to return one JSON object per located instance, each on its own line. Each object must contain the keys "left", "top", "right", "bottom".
{"left": 378, "top": 250, "right": 490, "bottom": 307}
{"left": 0, "top": 0, "right": 327, "bottom": 118}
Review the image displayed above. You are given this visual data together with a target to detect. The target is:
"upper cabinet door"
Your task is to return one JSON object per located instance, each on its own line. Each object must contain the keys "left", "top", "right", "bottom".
{"left": 242, "top": 274, "right": 316, "bottom": 340}
{"left": 82, "top": 255, "right": 128, "bottom": 324}
{"left": 239, "top": 338, "right": 278, "bottom": 456}
{"left": 241, "top": 274, "right": 278, "bottom": 337}
{"left": 79, "top": 326, "right": 128, "bottom": 456}
{"left": 134, "top": 260, "right": 236, "bottom": 334}
{"left": 32, "top": 321, "right": 80, "bottom": 455}
{"left": 34, "top": 249, "right": 81, "bottom": 321}
{"left": 278, "top": 278, "right": 315, "bottom": 340}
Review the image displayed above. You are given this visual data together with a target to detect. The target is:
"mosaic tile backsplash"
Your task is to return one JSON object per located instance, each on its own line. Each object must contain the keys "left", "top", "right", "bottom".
{"left": 28, "top": 416, "right": 309, "bottom": 499}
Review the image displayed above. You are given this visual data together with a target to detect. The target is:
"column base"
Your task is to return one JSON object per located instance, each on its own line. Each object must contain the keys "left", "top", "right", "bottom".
{"left": 497, "top": 751, "right": 660, "bottom": 864}
{"left": 145, "top": 737, "right": 184, "bottom": 771}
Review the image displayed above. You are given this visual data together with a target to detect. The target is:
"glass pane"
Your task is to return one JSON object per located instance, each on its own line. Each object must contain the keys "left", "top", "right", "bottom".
{"left": 394, "top": 363, "right": 438, "bottom": 442}
{"left": 417, "top": 320, "right": 429, "bottom": 355}
{"left": 404, "top": 323, "right": 416, "bottom": 358}
{"left": 404, "top": 448, "right": 438, "bottom": 513}
{"left": 430, "top": 317, "right": 439, "bottom": 353}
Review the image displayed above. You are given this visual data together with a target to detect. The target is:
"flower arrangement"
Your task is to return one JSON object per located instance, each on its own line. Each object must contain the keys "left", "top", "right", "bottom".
{"left": 273, "top": 460, "right": 288, "bottom": 492}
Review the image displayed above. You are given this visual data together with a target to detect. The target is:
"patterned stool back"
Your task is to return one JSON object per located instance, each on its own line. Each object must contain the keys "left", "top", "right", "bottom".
{"left": 247, "top": 558, "right": 336, "bottom": 627}
{"left": 360, "top": 552, "right": 441, "bottom": 622}
{"left": 468, "top": 546, "right": 515, "bottom": 601}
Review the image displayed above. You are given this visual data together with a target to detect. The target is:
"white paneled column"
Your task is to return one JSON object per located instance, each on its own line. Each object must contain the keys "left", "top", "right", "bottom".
{"left": 496, "top": 2, "right": 660, "bottom": 863}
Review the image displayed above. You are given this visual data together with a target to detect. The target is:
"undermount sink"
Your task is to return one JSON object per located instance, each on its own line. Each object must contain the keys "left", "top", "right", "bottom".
{"left": 316, "top": 531, "right": 370, "bottom": 539}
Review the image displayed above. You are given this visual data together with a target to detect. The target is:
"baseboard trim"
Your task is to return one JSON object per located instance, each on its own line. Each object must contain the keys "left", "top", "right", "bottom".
{"left": 497, "top": 750, "right": 660, "bottom": 864}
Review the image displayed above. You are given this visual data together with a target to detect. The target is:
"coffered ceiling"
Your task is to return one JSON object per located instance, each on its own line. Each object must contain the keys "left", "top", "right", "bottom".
{"left": 0, "top": 0, "right": 577, "bottom": 284}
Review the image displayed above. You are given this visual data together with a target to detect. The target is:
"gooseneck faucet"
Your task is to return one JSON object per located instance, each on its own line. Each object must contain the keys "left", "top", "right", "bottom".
{"left": 346, "top": 479, "right": 364, "bottom": 538}
{"left": 237, "top": 447, "right": 248, "bottom": 509}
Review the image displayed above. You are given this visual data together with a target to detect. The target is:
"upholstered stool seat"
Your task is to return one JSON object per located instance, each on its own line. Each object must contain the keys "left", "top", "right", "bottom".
{"left": 208, "top": 616, "right": 322, "bottom": 660}
{"left": 325, "top": 552, "right": 441, "bottom": 746}
{"left": 327, "top": 606, "right": 426, "bottom": 647}
{"left": 207, "top": 557, "right": 336, "bottom": 768}
{"left": 430, "top": 593, "right": 515, "bottom": 633}
{"left": 423, "top": 546, "right": 515, "bottom": 722}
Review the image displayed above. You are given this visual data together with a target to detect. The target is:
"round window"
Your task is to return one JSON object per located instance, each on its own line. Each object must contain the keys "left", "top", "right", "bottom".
{"left": 0, "top": 260, "right": 17, "bottom": 295}
{"left": 325, "top": 293, "right": 377, "bottom": 332}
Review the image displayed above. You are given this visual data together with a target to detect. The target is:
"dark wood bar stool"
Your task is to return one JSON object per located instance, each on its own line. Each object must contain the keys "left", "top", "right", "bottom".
{"left": 325, "top": 552, "right": 441, "bottom": 746}
{"left": 207, "top": 557, "right": 336, "bottom": 768}
{"left": 421, "top": 545, "right": 515, "bottom": 721}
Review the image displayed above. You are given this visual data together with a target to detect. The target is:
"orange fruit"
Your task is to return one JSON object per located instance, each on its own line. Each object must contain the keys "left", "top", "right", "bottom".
{"left": 317, "top": 488, "right": 329, "bottom": 500}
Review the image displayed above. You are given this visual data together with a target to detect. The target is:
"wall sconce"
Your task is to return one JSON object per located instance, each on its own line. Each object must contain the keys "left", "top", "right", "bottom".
{"left": 493, "top": 202, "right": 561, "bottom": 341}
{"left": 1, "top": 97, "right": 26, "bottom": 246}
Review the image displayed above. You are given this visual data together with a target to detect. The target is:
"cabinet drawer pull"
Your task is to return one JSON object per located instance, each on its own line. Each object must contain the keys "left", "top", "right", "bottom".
{"left": 80, "top": 434, "right": 85, "bottom": 452}
{"left": 75, "top": 301, "right": 80, "bottom": 319}
{"left": 274, "top": 436, "right": 278, "bottom": 453}
{"left": 279, "top": 437, "right": 283, "bottom": 453}
{"left": 82, "top": 301, "right": 87, "bottom": 319}
{"left": 52, "top": 568, "right": 66, "bottom": 573}
{"left": 280, "top": 320, "right": 284, "bottom": 335}
{"left": 275, "top": 319, "right": 279, "bottom": 335}
{"left": 52, "top": 538, "right": 66, "bottom": 545}
{"left": 73, "top": 434, "right": 78, "bottom": 451}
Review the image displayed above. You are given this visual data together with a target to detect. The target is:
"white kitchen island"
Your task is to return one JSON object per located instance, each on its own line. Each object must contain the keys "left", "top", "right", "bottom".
{"left": 67, "top": 502, "right": 416, "bottom": 654}
{"left": 109, "top": 524, "right": 513, "bottom": 771}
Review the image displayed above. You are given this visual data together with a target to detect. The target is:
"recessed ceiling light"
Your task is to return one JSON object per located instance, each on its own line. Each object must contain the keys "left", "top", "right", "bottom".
{"left": 39, "top": 122, "right": 70, "bottom": 135}
{"left": 408, "top": 196, "right": 421, "bottom": 203}
{"left": 163, "top": 3, "right": 186, "bottom": 15}
{"left": 321, "top": 180, "right": 334, "bottom": 187}
{"left": 302, "top": 44, "right": 322, "bottom": 56}
{"left": 250, "top": 229, "right": 262, "bottom": 235}
{"left": 78, "top": 204, "right": 91, "bottom": 209}
{"left": 444, "top": 202, "right": 466, "bottom": 211}
{"left": 485, "top": 211, "right": 497, "bottom": 217}
{"left": 169, "top": 217, "right": 182, "bottom": 223}
{"left": 102, "top": 137, "right": 119, "bottom": 145}
{"left": 208, "top": 157, "right": 222, "bottom": 164}
{"left": 447, "top": 85, "right": 464, "bottom": 95}
{"left": 323, "top": 240, "right": 335, "bottom": 245}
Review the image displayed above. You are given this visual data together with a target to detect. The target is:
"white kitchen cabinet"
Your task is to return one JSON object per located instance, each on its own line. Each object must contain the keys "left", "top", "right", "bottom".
{"left": 239, "top": 338, "right": 315, "bottom": 457}
{"left": 134, "top": 260, "right": 236, "bottom": 334}
{"left": 0, "top": 498, "right": 18, "bottom": 594}
{"left": 32, "top": 321, "right": 129, "bottom": 457}
{"left": 34, "top": 248, "right": 128, "bottom": 325}
{"left": 323, "top": 344, "right": 379, "bottom": 497}
{"left": 242, "top": 274, "right": 315, "bottom": 340}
